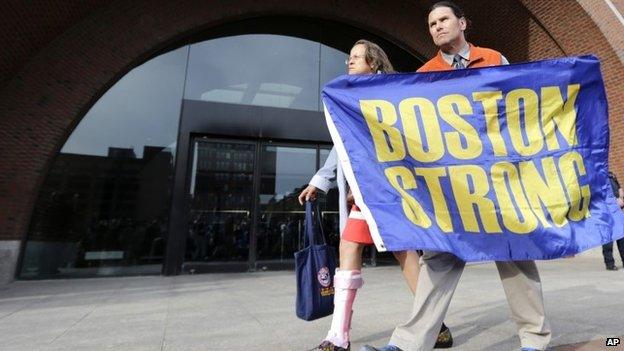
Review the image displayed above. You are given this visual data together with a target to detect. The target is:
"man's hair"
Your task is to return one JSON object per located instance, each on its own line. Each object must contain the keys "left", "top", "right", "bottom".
{"left": 430, "top": 1, "right": 466, "bottom": 19}
{"left": 429, "top": 1, "right": 472, "bottom": 32}
{"left": 354, "top": 39, "right": 395, "bottom": 73}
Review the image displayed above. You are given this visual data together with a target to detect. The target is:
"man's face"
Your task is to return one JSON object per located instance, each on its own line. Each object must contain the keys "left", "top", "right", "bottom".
{"left": 428, "top": 6, "right": 466, "bottom": 48}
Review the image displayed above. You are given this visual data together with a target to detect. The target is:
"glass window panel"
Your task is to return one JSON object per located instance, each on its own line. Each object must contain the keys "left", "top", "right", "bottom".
{"left": 20, "top": 47, "right": 188, "bottom": 278}
{"left": 184, "top": 35, "right": 320, "bottom": 111}
{"left": 319, "top": 45, "right": 348, "bottom": 110}
{"left": 62, "top": 46, "right": 187, "bottom": 158}
{"left": 256, "top": 145, "right": 317, "bottom": 261}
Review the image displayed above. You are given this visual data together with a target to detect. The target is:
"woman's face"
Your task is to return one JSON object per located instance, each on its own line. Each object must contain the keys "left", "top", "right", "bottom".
{"left": 347, "top": 44, "right": 373, "bottom": 75}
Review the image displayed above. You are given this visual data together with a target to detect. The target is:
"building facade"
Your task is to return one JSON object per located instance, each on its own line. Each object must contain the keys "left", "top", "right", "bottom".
{"left": 1, "top": 0, "right": 623, "bottom": 282}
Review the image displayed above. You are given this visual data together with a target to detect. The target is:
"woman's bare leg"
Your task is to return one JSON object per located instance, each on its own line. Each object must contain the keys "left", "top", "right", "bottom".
{"left": 339, "top": 238, "right": 365, "bottom": 270}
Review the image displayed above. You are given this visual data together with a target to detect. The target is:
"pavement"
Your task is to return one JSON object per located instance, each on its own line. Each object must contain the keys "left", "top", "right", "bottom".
{"left": 0, "top": 255, "right": 623, "bottom": 351}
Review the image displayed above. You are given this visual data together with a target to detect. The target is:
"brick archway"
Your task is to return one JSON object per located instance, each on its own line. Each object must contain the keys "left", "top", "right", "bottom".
{"left": 0, "top": 0, "right": 622, "bottom": 281}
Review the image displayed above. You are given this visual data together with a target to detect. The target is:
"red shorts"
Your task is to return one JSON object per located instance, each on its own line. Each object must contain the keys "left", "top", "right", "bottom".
{"left": 342, "top": 205, "right": 374, "bottom": 245}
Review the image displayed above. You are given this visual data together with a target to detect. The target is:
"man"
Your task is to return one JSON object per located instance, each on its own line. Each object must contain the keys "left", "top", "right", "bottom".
{"left": 360, "top": 2, "right": 551, "bottom": 351}
{"left": 602, "top": 172, "right": 624, "bottom": 270}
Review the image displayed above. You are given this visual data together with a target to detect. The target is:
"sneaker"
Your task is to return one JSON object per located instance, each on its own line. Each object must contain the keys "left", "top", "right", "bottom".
{"left": 606, "top": 266, "right": 619, "bottom": 271}
{"left": 359, "top": 324, "right": 452, "bottom": 351}
{"left": 434, "top": 323, "right": 453, "bottom": 348}
{"left": 312, "top": 340, "right": 350, "bottom": 351}
{"left": 359, "top": 345, "right": 403, "bottom": 351}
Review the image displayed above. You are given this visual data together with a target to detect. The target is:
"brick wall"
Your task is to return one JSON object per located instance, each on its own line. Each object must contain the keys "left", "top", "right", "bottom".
{"left": 0, "top": 1, "right": 105, "bottom": 87}
{"left": 518, "top": 0, "right": 624, "bottom": 177}
{"left": 0, "top": 0, "right": 622, "bottom": 248}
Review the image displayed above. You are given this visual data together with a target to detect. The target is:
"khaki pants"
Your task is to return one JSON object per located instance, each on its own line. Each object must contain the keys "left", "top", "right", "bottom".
{"left": 389, "top": 252, "right": 551, "bottom": 351}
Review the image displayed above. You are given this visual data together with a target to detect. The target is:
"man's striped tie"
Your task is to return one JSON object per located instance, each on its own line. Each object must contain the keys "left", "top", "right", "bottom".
{"left": 452, "top": 54, "right": 465, "bottom": 69}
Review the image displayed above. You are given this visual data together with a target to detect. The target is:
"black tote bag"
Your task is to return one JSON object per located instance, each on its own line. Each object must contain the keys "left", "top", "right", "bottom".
{"left": 294, "top": 200, "right": 337, "bottom": 321}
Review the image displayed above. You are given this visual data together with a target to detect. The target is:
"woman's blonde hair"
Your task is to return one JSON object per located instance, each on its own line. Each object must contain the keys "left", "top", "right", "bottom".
{"left": 353, "top": 39, "right": 395, "bottom": 73}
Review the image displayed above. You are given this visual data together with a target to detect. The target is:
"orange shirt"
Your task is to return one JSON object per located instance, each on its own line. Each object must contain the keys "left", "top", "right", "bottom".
{"left": 417, "top": 43, "right": 502, "bottom": 72}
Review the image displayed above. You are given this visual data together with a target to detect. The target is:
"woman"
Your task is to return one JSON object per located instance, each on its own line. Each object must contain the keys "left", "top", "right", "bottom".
{"left": 298, "top": 40, "right": 452, "bottom": 351}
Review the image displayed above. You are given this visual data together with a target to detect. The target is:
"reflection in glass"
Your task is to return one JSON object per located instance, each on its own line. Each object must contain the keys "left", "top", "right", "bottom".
{"left": 62, "top": 47, "right": 188, "bottom": 157}
{"left": 185, "top": 35, "right": 320, "bottom": 111}
{"left": 20, "top": 48, "right": 187, "bottom": 278}
{"left": 257, "top": 145, "right": 317, "bottom": 261}
{"left": 184, "top": 34, "right": 349, "bottom": 112}
{"left": 186, "top": 141, "right": 255, "bottom": 262}
{"left": 320, "top": 45, "right": 348, "bottom": 110}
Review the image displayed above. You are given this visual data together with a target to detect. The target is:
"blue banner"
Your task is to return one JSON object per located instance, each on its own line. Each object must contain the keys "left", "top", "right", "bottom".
{"left": 322, "top": 55, "right": 624, "bottom": 261}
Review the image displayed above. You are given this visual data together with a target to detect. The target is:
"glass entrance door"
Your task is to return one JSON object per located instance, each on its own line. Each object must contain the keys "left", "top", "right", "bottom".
{"left": 185, "top": 139, "right": 256, "bottom": 270}
{"left": 184, "top": 137, "right": 340, "bottom": 272}
{"left": 255, "top": 144, "right": 318, "bottom": 266}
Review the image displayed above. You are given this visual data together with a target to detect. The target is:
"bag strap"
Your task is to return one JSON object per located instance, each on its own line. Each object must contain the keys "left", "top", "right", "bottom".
{"left": 304, "top": 200, "right": 326, "bottom": 247}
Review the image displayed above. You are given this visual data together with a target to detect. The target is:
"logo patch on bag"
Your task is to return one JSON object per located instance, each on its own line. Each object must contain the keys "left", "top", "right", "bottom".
{"left": 317, "top": 266, "right": 334, "bottom": 297}
{"left": 317, "top": 266, "right": 331, "bottom": 287}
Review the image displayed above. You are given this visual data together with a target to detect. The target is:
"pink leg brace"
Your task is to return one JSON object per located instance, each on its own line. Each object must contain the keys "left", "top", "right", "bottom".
{"left": 324, "top": 269, "right": 363, "bottom": 348}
